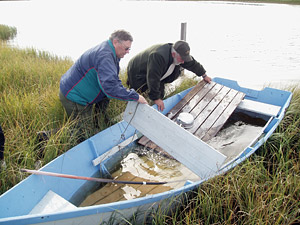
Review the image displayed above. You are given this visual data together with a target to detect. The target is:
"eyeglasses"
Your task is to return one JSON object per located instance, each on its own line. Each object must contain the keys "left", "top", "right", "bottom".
{"left": 119, "top": 41, "right": 131, "bottom": 51}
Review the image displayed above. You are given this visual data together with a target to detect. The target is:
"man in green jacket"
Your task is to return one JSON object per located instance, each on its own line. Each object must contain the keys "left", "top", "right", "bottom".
{"left": 127, "top": 40, "right": 211, "bottom": 111}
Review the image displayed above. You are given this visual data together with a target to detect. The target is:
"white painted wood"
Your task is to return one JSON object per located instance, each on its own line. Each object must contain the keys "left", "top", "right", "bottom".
{"left": 92, "top": 134, "right": 139, "bottom": 166}
{"left": 27, "top": 202, "right": 158, "bottom": 225}
{"left": 123, "top": 102, "right": 226, "bottom": 179}
{"left": 29, "top": 190, "right": 77, "bottom": 215}
{"left": 237, "top": 99, "right": 281, "bottom": 117}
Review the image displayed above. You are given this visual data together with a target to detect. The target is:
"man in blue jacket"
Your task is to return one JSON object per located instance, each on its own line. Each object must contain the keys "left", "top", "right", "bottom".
{"left": 60, "top": 30, "right": 148, "bottom": 128}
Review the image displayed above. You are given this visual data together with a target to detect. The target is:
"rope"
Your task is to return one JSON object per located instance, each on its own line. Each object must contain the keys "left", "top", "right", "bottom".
{"left": 94, "top": 102, "right": 140, "bottom": 166}
{"left": 120, "top": 102, "right": 140, "bottom": 140}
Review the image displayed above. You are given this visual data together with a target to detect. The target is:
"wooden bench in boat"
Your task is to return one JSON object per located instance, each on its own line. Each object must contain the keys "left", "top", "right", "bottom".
{"left": 123, "top": 81, "right": 233, "bottom": 179}
{"left": 138, "top": 80, "right": 245, "bottom": 147}
{"left": 94, "top": 80, "right": 280, "bottom": 178}
{"left": 93, "top": 80, "right": 280, "bottom": 167}
{"left": 237, "top": 99, "right": 281, "bottom": 117}
{"left": 138, "top": 80, "right": 281, "bottom": 148}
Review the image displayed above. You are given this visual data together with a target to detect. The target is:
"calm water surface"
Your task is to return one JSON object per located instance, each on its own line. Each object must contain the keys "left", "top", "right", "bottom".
{"left": 1, "top": 0, "right": 300, "bottom": 88}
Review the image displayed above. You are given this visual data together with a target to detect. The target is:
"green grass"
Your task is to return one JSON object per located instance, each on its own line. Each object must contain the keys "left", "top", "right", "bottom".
{"left": 0, "top": 41, "right": 73, "bottom": 191}
{"left": 0, "top": 24, "right": 17, "bottom": 41}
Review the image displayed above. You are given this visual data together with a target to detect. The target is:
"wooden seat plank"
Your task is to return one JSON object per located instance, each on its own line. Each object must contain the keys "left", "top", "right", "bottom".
{"left": 194, "top": 88, "right": 239, "bottom": 139}
{"left": 174, "top": 82, "right": 216, "bottom": 117}
{"left": 137, "top": 81, "right": 245, "bottom": 162}
{"left": 237, "top": 99, "right": 281, "bottom": 117}
{"left": 188, "top": 84, "right": 227, "bottom": 133}
{"left": 138, "top": 135, "right": 151, "bottom": 146}
{"left": 166, "top": 80, "right": 208, "bottom": 119}
{"left": 138, "top": 81, "right": 211, "bottom": 147}
{"left": 201, "top": 91, "right": 245, "bottom": 142}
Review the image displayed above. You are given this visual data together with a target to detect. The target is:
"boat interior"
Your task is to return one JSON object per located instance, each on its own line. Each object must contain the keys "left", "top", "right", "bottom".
{"left": 27, "top": 79, "right": 287, "bottom": 215}
{"left": 73, "top": 81, "right": 280, "bottom": 207}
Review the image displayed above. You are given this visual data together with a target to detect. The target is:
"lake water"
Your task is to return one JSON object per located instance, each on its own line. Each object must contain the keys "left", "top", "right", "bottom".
{"left": 1, "top": 0, "right": 300, "bottom": 89}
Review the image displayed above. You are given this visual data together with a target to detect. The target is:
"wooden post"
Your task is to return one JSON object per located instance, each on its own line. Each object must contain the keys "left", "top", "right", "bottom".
{"left": 180, "top": 22, "right": 187, "bottom": 41}
{"left": 180, "top": 22, "right": 187, "bottom": 75}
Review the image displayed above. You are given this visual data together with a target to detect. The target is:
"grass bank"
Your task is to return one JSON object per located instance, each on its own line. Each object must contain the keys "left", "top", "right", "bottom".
{"left": 0, "top": 41, "right": 71, "bottom": 192}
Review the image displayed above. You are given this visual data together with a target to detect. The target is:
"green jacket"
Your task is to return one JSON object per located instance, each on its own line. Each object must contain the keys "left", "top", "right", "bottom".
{"left": 127, "top": 43, "right": 206, "bottom": 101}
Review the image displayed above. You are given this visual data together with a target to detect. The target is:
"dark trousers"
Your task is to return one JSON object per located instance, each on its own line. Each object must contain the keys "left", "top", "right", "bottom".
{"left": 59, "top": 91, "right": 110, "bottom": 128}
{"left": 0, "top": 125, "right": 5, "bottom": 160}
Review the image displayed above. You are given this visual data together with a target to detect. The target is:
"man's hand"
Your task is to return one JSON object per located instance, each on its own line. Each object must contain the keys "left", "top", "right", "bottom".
{"left": 154, "top": 99, "right": 165, "bottom": 111}
{"left": 203, "top": 74, "right": 212, "bottom": 83}
{"left": 137, "top": 95, "right": 148, "bottom": 104}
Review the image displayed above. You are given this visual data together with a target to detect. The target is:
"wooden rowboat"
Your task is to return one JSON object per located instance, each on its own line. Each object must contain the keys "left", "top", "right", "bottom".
{"left": 0, "top": 77, "right": 292, "bottom": 225}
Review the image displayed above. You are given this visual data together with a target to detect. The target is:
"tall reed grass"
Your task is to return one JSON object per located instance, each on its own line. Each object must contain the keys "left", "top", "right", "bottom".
{"left": 0, "top": 24, "right": 17, "bottom": 41}
{"left": 0, "top": 41, "right": 70, "bottom": 191}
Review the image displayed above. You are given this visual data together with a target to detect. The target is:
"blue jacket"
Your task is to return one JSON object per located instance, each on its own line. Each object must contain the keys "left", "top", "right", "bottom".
{"left": 60, "top": 40, "right": 139, "bottom": 105}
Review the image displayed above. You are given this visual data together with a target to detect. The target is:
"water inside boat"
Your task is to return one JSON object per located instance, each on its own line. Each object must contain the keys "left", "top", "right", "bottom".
{"left": 207, "top": 112, "right": 267, "bottom": 164}
{"left": 79, "top": 147, "right": 198, "bottom": 206}
{"left": 79, "top": 112, "right": 266, "bottom": 207}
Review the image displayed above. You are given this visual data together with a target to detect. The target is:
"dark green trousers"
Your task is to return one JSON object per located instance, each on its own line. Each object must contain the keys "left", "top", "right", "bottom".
{"left": 59, "top": 91, "right": 110, "bottom": 129}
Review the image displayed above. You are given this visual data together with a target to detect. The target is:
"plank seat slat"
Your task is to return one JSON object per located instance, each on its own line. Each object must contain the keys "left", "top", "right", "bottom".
{"left": 188, "top": 84, "right": 230, "bottom": 134}
{"left": 194, "top": 87, "right": 237, "bottom": 138}
{"left": 166, "top": 80, "right": 208, "bottom": 119}
{"left": 173, "top": 82, "right": 216, "bottom": 117}
{"left": 138, "top": 80, "right": 246, "bottom": 149}
{"left": 201, "top": 91, "right": 245, "bottom": 142}
{"left": 237, "top": 99, "right": 281, "bottom": 117}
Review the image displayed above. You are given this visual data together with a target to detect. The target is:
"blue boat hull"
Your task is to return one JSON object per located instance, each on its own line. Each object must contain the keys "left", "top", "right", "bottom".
{"left": 0, "top": 77, "right": 292, "bottom": 225}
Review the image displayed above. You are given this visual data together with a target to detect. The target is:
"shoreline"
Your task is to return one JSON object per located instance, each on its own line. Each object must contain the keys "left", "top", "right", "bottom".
{"left": 167, "top": 0, "right": 300, "bottom": 5}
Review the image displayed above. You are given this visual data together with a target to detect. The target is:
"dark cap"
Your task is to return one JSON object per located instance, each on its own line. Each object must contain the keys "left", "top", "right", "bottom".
{"left": 173, "top": 40, "right": 192, "bottom": 62}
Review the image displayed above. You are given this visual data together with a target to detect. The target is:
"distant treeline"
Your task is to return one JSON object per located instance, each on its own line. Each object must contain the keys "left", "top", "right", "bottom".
{"left": 168, "top": 0, "right": 300, "bottom": 5}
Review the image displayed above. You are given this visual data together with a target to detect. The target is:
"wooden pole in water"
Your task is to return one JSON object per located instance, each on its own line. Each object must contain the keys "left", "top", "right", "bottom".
{"left": 180, "top": 22, "right": 187, "bottom": 41}
{"left": 180, "top": 22, "right": 187, "bottom": 75}
{"left": 21, "top": 168, "right": 170, "bottom": 185}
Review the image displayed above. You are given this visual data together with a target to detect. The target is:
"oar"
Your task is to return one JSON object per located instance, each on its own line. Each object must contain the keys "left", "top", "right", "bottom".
{"left": 21, "top": 169, "right": 170, "bottom": 185}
